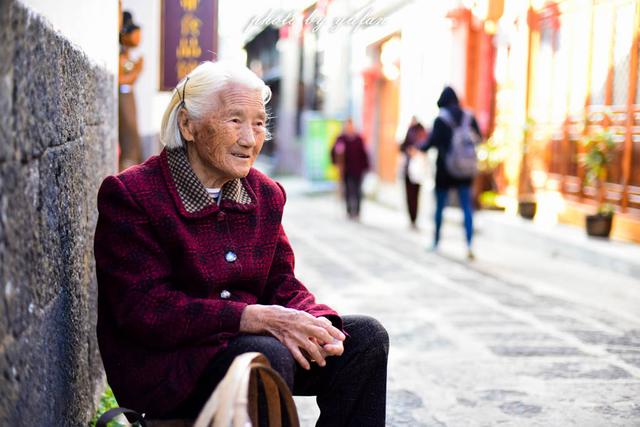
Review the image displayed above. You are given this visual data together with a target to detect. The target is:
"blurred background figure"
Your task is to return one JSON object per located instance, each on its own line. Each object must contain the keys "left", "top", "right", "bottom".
{"left": 118, "top": 10, "right": 144, "bottom": 171}
{"left": 401, "top": 116, "right": 428, "bottom": 229}
{"left": 331, "top": 119, "right": 370, "bottom": 220}
{"left": 421, "top": 87, "right": 481, "bottom": 260}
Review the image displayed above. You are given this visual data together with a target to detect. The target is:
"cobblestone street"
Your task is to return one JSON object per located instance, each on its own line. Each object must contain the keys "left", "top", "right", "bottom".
{"left": 282, "top": 187, "right": 640, "bottom": 426}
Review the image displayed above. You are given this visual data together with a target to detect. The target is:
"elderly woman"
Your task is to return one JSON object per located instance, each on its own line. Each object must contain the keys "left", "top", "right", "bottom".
{"left": 94, "top": 61, "right": 389, "bottom": 425}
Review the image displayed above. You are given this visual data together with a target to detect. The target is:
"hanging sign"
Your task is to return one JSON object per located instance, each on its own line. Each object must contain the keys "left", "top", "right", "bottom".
{"left": 160, "top": 0, "right": 218, "bottom": 90}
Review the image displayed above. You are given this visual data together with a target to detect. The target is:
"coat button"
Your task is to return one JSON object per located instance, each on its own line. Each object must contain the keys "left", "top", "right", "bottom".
{"left": 225, "top": 251, "right": 237, "bottom": 263}
{"left": 220, "top": 290, "right": 231, "bottom": 299}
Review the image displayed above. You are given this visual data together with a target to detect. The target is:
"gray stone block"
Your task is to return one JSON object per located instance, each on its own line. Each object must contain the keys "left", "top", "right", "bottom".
{"left": 0, "top": 0, "right": 14, "bottom": 163}
{"left": 10, "top": 3, "right": 102, "bottom": 161}
{"left": 0, "top": 1, "right": 117, "bottom": 424}
{"left": 0, "top": 159, "right": 45, "bottom": 339}
{"left": 498, "top": 401, "right": 542, "bottom": 418}
{"left": 0, "top": 291, "right": 96, "bottom": 426}
{"left": 489, "top": 345, "right": 584, "bottom": 357}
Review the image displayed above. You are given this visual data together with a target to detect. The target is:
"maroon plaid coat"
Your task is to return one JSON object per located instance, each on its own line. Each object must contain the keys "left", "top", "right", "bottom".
{"left": 94, "top": 147, "right": 342, "bottom": 416}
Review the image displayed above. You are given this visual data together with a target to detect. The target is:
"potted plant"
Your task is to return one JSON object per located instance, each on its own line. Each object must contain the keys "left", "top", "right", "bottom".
{"left": 580, "top": 129, "right": 618, "bottom": 238}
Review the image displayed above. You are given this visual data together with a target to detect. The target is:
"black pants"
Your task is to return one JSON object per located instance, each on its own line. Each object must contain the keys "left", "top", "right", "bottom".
{"left": 404, "top": 175, "right": 421, "bottom": 225}
{"left": 344, "top": 175, "right": 364, "bottom": 218}
{"left": 167, "top": 315, "right": 389, "bottom": 427}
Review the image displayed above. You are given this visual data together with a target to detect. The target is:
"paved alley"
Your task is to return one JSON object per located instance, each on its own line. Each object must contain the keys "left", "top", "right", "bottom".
{"left": 282, "top": 187, "right": 640, "bottom": 427}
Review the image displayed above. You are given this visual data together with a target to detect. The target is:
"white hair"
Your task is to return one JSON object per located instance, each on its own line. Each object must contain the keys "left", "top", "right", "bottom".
{"left": 160, "top": 61, "right": 272, "bottom": 149}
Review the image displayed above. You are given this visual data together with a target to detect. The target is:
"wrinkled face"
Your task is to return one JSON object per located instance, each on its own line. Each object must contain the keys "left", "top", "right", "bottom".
{"left": 188, "top": 83, "right": 267, "bottom": 184}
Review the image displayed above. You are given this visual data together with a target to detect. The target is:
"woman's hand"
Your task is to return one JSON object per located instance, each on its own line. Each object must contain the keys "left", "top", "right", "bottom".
{"left": 240, "top": 305, "right": 345, "bottom": 370}
{"left": 316, "top": 316, "right": 344, "bottom": 358}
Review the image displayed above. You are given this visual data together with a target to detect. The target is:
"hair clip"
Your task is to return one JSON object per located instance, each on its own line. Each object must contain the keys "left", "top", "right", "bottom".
{"left": 177, "top": 76, "right": 190, "bottom": 107}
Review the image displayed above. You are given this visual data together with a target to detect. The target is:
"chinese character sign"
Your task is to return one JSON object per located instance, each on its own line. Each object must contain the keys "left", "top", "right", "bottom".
{"left": 161, "top": 0, "right": 217, "bottom": 90}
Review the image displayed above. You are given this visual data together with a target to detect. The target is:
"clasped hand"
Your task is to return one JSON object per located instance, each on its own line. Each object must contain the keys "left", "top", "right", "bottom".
{"left": 240, "top": 305, "right": 345, "bottom": 370}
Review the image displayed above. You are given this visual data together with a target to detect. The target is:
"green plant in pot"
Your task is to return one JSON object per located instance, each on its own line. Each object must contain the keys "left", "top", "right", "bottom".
{"left": 580, "top": 128, "right": 618, "bottom": 238}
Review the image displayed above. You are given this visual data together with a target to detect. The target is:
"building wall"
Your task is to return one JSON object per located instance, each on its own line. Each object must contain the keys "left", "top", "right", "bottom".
{"left": 492, "top": 0, "right": 530, "bottom": 196}
{"left": 350, "top": 0, "right": 455, "bottom": 184}
{"left": 121, "top": 0, "right": 252, "bottom": 161}
{"left": 491, "top": 0, "right": 640, "bottom": 241}
{"left": 321, "top": 0, "right": 352, "bottom": 119}
{"left": 398, "top": 1, "right": 457, "bottom": 130}
{"left": 275, "top": 29, "right": 303, "bottom": 174}
{"left": 18, "top": 0, "right": 118, "bottom": 72}
{"left": 0, "top": 0, "right": 117, "bottom": 424}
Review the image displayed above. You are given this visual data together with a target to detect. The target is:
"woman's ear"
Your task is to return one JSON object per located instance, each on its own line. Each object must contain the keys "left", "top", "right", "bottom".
{"left": 178, "top": 109, "right": 195, "bottom": 142}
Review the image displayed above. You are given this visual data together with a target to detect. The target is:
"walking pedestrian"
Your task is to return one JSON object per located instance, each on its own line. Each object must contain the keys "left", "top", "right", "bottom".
{"left": 419, "top": 87, "right": 481, "bottom": 260}
{"left": 331, "top": 119, "right": 370, "bottom": 220}
{"left": 400, "top": 116, "right": 428, "bottom": 229}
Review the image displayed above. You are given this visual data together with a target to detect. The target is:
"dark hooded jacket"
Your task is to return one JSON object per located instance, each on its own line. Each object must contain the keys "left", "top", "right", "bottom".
{"left": 420, "top": 87, "right": 481, "bottom": 189}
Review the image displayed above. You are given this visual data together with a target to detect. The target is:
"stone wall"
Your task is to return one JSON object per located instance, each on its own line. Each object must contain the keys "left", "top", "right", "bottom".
{"left": 0, "top": 0, "right": 117, "bottom": 424}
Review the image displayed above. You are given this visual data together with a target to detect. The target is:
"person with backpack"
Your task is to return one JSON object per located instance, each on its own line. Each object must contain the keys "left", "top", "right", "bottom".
{"left": 417, "top": 86, "right": 481, "bottom": 260}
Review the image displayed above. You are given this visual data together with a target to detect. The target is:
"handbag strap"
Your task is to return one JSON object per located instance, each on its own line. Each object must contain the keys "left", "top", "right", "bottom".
{"left": 96, "top": 407, "right": 147, "bottom": 427}
{"left": 248, "top": 365, "right": 284, "bottom": 427}
{"left": 253, "top": 363, "right": 281, "bottom": 427}
{"left": 194, "top": 352, "right": 263, "bottom": 427}
{"left": 194, "top": 353, "right": 254, "bottom": 427}
{"left": 249, "top": 368, "right": 260, "bottom": 426}
{"left": 194, "top": 352, "right": 300, "bottom": 427}
{"left": 251, "top": 363, "right": 300, "bottom": 427}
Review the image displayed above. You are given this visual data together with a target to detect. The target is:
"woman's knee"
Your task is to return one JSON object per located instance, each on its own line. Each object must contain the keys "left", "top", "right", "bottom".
{"left": 343, "top": 315, "right": 389, "bottom": 357}
{"left": 229, "top": 335, "right": 296, "bottom": 387}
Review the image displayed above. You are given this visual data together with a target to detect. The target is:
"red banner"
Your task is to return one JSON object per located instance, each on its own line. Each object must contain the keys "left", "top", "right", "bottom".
{"left": 160, "top": 0, "right": 218, "bottom": 91}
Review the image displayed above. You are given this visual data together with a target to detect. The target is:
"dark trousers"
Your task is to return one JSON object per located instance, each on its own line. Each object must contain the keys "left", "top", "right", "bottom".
{"left": 167, "top": 315, "right": 389, "bottom": 427}
{"left": 404, "top": 175, "right": 421, "bottom": 225}
{"left": 343, "top": 175, "right": 364, "bottom": 218}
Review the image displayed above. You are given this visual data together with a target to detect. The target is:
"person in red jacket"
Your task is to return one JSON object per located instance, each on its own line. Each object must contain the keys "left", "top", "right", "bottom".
{"left": 330, "top": 119, "right": 370, "bottom": 220}
{"left": 94, "top": 61, "right": 388, "bottom": 426}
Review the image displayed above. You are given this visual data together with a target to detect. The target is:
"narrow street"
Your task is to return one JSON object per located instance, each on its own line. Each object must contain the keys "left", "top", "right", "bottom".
{"left": 282, "top": 187, "right": 640, "bottom": 426}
